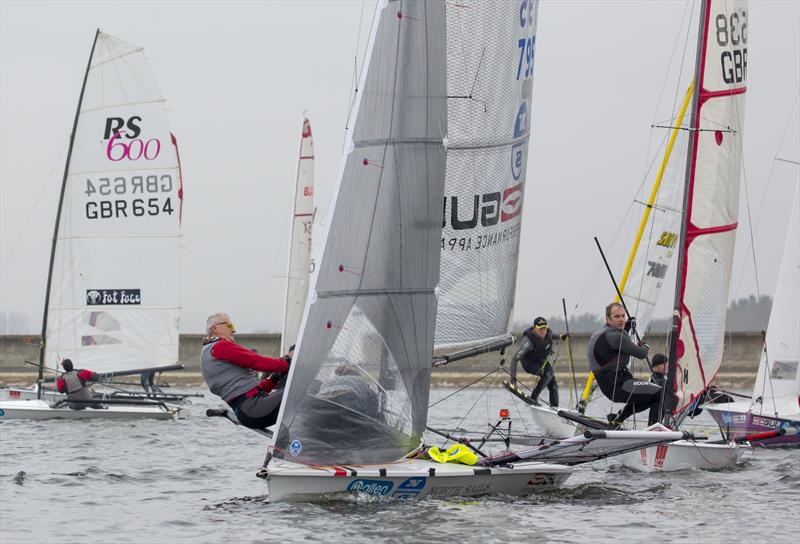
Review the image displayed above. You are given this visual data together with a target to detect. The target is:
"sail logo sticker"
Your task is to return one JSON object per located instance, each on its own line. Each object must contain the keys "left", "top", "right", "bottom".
{"left": 289, "top": 440, "right": 302, "bottom": 457}
{"left": 393, "top": 477, "right": 427, "bottom": 499}
{"left": 103, "top": 116, "right": 162, "bottom": 162}
{"left": 511, "top": 101, "right": 529, "bottom": 180}
{"left": 500, "top": 183, "right": 524, "bottom": 221}
{"left": 86, "top": 289, "right": 141, "bottom": 305}
{"left": 346, "top": 479, "right": 394, "bottom": 496}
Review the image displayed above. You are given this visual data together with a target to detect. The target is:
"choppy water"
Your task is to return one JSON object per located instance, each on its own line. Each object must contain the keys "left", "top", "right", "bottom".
{"left": 1, "top": 387, "right": 798, "bottom": 543}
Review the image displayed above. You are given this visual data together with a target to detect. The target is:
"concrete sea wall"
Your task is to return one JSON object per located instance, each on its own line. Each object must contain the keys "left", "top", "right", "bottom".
{"left": 0, "top": 332, "right": 763, "bottom": 388}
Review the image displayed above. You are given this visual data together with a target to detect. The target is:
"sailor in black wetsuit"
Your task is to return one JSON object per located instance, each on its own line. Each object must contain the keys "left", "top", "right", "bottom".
{"left": 587, "top": 303, "right": 661, "bottom": 427}
{"left": 509, "top": 317, "right": 567, "bottom": 407}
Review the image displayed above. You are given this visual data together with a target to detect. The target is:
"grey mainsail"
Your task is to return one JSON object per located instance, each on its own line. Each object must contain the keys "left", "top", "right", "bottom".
{"left": 272, "top": 0, "right": 447, "bottom": 465}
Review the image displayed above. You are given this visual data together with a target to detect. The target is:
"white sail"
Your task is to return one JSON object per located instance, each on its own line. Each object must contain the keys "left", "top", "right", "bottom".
{"left": 673, "top": 0, "right": 748, "bottom": 414}
{"left": 751, "top": 183, "right": 799, "bottom": 419}
{"left": 280, "top": 116, "right": 314, "bottom": 354}
{"left": 434, "top": 1, "right": 539, "bottom": 348}
{"left": 272, "top": 0, "right": 447, "bottom": 465}
{"left": 44, "top": 32, "right": 183, "bottom": 375}
{"left": 622, "top": 130, "right": 690, "bottom": 335}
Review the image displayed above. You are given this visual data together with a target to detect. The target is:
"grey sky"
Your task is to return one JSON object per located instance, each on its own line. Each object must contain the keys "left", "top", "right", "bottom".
{"left": 1, "top": 0, "right": 798, "bottom": 334}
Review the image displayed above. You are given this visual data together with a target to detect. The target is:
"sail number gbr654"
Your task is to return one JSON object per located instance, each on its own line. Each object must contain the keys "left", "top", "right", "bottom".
{"left": 83, "top": 175, "right": 176, "bottom": 220}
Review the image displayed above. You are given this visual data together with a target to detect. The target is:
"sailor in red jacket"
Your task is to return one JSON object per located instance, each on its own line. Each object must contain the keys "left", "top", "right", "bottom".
{"left": 201, "top": 313, "right": 290, "bottom": 430}
{"left": 56, "top": 359, "right": 98, "bottom": 410}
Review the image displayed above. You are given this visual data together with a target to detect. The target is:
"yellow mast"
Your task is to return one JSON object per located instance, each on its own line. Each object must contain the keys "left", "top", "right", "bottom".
{"left": 579, "top": 81, "right": 694, "bottom": 408}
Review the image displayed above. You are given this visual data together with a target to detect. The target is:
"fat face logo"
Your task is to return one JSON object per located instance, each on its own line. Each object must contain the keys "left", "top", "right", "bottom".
{"left": 86, "top": 289, "right": 141, "bottom": 306}
{"left": 443, "top": 183, "right": 524, "bottom": 231}
{"left": 511, "top": 101, "right": 529, "bottom": 180}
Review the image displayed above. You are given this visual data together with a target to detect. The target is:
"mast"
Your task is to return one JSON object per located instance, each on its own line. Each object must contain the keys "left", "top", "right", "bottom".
{"left": 36, "top": 29, "right": 100, "bottom": 399}
{"left": 663, "top": 2, "right": 708, "bottom": 424}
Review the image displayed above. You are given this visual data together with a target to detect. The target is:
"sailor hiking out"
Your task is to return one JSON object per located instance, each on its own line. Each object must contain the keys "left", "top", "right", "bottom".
{"left": 56, "top": 359, "right": 98, "bottom": 410}
{"left": 587, "top": 302, "right": 661, "bottom": 427}
{"left": 509, "top": 317, "right": 569, "bottom": 407}
{"left": 201, "top": 313, "right": 290, "bottom": 430}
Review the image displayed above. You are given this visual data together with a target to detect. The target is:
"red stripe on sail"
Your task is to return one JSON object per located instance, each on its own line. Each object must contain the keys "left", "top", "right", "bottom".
{"left": 171, "top": 133, "right": 184, "bottom": 225}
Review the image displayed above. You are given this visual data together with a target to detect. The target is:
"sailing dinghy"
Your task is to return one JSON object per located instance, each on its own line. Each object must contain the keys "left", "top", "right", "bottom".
{"left": 254, "top": 0, "right": 688, "bottom": 501}
{"left": 616, "top": 0, "right": 750, "bottom": 470}
{"left": 280, "top": 115, "right": 315, "bottom": 355}
{"left": 0, "top": 31, "right": 183, "bottom": 421}
{"left": 706, "top": 183, "right": 800, "bottom": 447}
{"left": 524, "top": 0, "right": 751, "bottom": 470}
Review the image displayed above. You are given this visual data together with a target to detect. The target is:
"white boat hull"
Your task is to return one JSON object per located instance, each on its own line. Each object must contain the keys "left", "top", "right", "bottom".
{"left": 0, "top": 399, "right": 181, "bottom": 421}
{"left": 0, "top": 386, "right": 62, "bottom": 402}
{"left": 619, "top": 439, "right": 745, "bottom": 472}
{"left": 528, "top": 404, "right": 580, "bottom": 439}
{"left": 262, "top": 458, "right": 571, "bottom": 502}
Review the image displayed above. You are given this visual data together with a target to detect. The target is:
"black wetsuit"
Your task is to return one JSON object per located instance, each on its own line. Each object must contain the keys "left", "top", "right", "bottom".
{"left": 510, "top": 328, "right": 559, "bottom": 406}
{"left": 587, "top": 324, "right": 660, "bottom": 424}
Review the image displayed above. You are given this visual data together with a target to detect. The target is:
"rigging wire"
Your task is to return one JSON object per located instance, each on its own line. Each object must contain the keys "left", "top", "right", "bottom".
{"left": 0, "top": 140, "right": 68, "bottom": 277}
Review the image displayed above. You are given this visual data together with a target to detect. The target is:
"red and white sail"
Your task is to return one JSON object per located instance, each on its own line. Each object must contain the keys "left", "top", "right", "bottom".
{"left": 280, "top": 115, "right": 314, "bottom": 354}
{"left": 673, "top": 0, "right": 748, "bottom": 414}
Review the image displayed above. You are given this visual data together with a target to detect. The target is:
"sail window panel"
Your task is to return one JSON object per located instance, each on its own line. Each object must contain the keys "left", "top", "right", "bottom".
{"left": 690, "top": 95, "right": 745, "bottom": 230}
{"left": 676, "top": 229, "right": 737, "bottom": 411}
{"left": 82, "top": 34, "right": 164, "bottom": 113}
{"left": 701, "top": 0, "right": 749, "bottom": 94}
{"left": 274, "top": 294, "right": 434, "bottom": 465}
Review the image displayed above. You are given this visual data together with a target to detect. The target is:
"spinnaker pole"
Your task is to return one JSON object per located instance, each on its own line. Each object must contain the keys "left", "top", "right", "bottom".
{"left": 37, "top": 29, "right": 100, "bottom": 400}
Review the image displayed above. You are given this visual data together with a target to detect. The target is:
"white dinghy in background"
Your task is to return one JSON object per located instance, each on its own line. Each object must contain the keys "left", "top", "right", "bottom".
{"left": 618, "top": 0, "right": 750, "bottom": 471}
{"left": 0, "top": 30, "right": 184, "bottom": 422}
{"left": 706, "top": 182, "right": 800, "bottom": 447}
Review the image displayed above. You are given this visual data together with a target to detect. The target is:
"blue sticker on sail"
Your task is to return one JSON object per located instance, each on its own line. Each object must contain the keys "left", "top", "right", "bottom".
{"left": 393, "top": 477, "right": 427, "bottom": 499}
{"left": 346, "top": 479, "right": 394, "bottom": 496}
{"left": 289, "top": 440, "right": 302, "bottom": 457}
{"left": 0, "top": 409, "right": 5, "bottom": 417}
{"left": 511, "top": 101, "right": 528, "bottom": 180}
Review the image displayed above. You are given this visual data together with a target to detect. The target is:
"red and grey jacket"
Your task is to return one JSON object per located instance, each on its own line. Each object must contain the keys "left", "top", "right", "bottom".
{"left": 57, "top": 369, "right": 97, "bottom": 400}
{"left": 200, "top": 338, "right": 289, "bottom": 405}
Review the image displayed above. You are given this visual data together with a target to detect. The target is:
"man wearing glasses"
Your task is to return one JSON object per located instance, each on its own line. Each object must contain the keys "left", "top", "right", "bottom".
{"left": 201, "top": 313, "right": 290, "bottom": 430}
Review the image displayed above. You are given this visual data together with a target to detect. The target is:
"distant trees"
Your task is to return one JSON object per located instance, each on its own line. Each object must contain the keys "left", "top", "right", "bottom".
{"left": 514, "top": 295, "right": 773, "bottom": 334}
